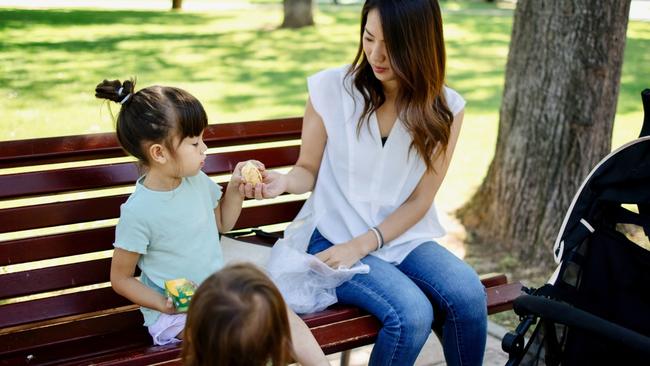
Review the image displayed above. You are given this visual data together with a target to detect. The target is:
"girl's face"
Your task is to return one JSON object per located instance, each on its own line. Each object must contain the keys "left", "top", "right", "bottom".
{"left": 171, "top": 131, "right": 208, "bottom": 177}
{"left": 363, "top": 9, "right": 396, "bottom": 85}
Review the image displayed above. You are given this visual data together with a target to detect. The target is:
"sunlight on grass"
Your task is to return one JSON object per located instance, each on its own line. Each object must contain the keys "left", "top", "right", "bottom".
{"left": 0, "top": 1, "right": 648, "bottom": 211}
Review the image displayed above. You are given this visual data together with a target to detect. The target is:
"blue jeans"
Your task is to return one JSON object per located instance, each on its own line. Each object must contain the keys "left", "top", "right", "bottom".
{"left": 307, "top": 229, "right": 487, "bottom": 366}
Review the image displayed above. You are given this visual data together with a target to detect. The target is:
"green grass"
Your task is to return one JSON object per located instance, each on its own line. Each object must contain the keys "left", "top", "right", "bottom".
{"left": 0, "top": 1, "right": 648, "bottom": 212}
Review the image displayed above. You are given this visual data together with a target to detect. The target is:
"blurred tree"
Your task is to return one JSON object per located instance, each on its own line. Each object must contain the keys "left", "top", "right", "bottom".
{"left": 281, "top": 0, "right": 314, "bottom": 28}
{"left": 458, "top": 0, "right": 632, "bottom": 268}
{"left": 172, "top": 0, "right": 182, "bottom": 10}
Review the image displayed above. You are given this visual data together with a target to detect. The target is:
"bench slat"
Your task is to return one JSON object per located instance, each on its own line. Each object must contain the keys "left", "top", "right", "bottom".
{"left": 232, "top": 200, "right": 304, "bottom": 230}
{"left": 0, "top": 195, "right": 127, "bottom": 234}
{"left": 0, "top": 146, "right": 299, "bottom": 200}
{"left": 0, "top": 203, "right": 301, "bottom": 267}
{"left": 0, "top": 227, "right": 115, "bottom": 266}
{"left": 76, "top": 346, "right": 181, "bottom": 366}
{"left": 0, "top": 309, "right": 145, "bottom": 357}
{"left": 0, "top": 258, "right": 112, "bottom": 300}
{"left": 0, "top": 164, "right": 138, "bottom": 201}
{"left": 0, "top": 327, "right": 152, "bottom": 366}
{"left": 0, "top": 287, "right": 131, "bottom": 329}
{"left": 0, "top": 118, "right": 301, "bottom": 169}
{"left": 486, "top": 282, "right": 523, "bottom": 315}
{"left": 479, "top": 273, "right": 507, "bottom": 288}
{"left": 312, "top": 315, "right": 381, "bottom": 355}
{"left": 85, "top": 314, "right": 382, "bottom": 366}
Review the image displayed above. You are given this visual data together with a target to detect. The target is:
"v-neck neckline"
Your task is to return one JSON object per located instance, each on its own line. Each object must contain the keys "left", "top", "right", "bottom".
{"left": 372, "top": 112, "right": 398, "bottom": 148}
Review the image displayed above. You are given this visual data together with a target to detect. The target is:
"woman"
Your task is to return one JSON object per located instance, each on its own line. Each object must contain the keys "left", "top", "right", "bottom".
{"left": 244, "top": 0, "right": 487, "bottom": 364}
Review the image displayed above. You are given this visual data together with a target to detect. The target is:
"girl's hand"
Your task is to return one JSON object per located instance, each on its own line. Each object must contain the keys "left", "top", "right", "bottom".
{"left": 160, "top": 296, "right": 176, "bottom": 314}
{"left": 315, "top": 241, "right": 367, "bottom": 269}
{"left": 234, "top": 160, "right": 265, "bottom": 199}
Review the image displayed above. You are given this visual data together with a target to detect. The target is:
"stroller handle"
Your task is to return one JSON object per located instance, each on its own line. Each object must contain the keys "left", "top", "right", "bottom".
{"left": 513, "top": 294, "right": 650, "bottom": 355}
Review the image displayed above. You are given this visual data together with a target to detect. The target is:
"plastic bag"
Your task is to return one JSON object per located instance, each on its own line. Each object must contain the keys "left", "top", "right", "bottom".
{"left": 268, "top": 241, "right": 369, "bottom": 314}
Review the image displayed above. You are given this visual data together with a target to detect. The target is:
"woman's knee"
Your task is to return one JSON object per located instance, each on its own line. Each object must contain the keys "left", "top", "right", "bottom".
{"left": 450, "top": 275, "right": 487, "bottom": 320}
{"left": 384, "top": 291, "right": 434, "bottom": 341}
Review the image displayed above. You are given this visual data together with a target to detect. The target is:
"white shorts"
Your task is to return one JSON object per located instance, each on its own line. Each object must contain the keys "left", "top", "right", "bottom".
{"left": 148, "top": 313, "right": 187, "bottom": 346}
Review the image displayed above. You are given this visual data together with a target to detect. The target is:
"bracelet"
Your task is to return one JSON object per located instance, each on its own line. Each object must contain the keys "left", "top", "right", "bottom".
{"left": 369, "top": 226, "right": 385, "bottom": 251}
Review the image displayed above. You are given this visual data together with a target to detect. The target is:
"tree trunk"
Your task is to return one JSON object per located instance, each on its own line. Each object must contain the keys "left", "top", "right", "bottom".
{"left": 458, "top": 0, "right": 631, "bottom": 269}
{"left": 172, "top": 0, "right": 182, "bottom": 10}
{"left": 281, "top": 0, "right": 314, "bottom": 29}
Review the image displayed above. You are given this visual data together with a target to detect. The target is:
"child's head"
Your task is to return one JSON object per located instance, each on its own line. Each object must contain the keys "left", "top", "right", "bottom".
{"left": 182, "top": 263, "right": 292, "bottom": 366}
{"left": 95, "top": 79, "right": 208, "bottom": 174}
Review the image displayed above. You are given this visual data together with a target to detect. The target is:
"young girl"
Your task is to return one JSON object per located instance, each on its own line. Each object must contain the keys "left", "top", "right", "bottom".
{"left": 182, "top": 263, "right": 292, "bottom": 366}
{"left": 247, "top": 1, "right": 487, "bottom": 365}
{"left": 96, "top": 79, "right": 327, "bottom": 365}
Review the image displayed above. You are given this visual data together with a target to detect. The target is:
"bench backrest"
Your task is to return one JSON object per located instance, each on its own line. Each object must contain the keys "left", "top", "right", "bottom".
{"left": 0, "top": 118, "right": 303, "bottom": 363}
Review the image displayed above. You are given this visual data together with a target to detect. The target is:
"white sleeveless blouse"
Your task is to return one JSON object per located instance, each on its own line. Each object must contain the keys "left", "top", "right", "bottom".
{"left": 267, "top": 66, "right": 466, "bottom": 313}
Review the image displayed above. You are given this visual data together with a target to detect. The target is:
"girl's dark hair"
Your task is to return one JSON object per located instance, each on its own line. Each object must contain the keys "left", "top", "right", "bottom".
{"left": 347, "top": 0, "right": 454, "bottom": 172}
{"left": 182, "top": 263, "right": 292, "bottom": 366}
{"left": 95, "top": 79, "right": 207, "bottom": 165}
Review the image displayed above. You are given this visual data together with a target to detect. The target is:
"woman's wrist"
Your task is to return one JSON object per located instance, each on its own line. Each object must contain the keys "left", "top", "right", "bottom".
{"left": 357, "top": 231, "right": 380, "bottom": 256}
{"left": 285, "top": 166, "right": 316, "bottom": 194}
{"left": 278, "top": 172, "right": 293, "bottom": 194}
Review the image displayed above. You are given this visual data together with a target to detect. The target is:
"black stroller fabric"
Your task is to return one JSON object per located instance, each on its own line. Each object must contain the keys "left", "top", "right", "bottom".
{"left": 504, "top": 90, "right": 650, "bottom": 366}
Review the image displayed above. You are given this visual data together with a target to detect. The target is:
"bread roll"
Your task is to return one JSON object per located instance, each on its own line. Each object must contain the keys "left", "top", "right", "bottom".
{"left": 241, "top": 161, "right": 263, "bottom": 184}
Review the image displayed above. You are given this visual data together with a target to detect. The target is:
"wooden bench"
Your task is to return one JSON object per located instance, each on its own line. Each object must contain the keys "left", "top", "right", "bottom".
{"left": 0, "top": 117, "right": 523, "bottom": 366}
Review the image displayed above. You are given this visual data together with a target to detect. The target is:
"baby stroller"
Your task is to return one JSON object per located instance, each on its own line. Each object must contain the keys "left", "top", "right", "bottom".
{"left": 502, "top": 89, "right": 650, "bottom": 366}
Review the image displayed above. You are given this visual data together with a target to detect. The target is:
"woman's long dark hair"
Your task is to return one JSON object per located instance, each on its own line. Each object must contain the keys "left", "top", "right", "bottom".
{"left": 347, "top": 0, "right": 454, "bottom": 172}
{"left": 182, "top": 263, "right": 292, "bottom": 366}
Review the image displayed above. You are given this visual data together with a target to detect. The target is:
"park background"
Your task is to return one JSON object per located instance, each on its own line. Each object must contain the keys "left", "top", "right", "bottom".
{"left": 1, "top": 0, "right": 649, "bottom": 351}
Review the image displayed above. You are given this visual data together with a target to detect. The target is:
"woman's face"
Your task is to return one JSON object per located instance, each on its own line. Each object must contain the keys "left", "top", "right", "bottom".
{"left": 363, "top": 9, "right": 396, "bottom": 85}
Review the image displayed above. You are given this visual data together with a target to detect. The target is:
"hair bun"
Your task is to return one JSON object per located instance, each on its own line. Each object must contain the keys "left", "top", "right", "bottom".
{"left": 95, "top": 79, "right": 136, "bottom": 104}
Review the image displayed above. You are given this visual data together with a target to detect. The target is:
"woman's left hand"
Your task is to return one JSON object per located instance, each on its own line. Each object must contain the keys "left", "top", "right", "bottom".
{"left": 315, "top": 240, "right": 367, "bottom": 269}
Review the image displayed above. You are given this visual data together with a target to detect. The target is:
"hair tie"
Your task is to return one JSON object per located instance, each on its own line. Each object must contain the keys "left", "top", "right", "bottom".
{"left": 119, "top": 93, "right": 131, "bottom": 105}
{"left": 117, "top": 87, "right": 124, "bottom": 96}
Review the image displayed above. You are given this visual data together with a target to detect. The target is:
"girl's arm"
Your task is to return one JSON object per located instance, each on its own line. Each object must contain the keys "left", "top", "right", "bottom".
{"left": 215, "top": 163, "right": 246, "bottom": 233}
{"left": 317, "top": 110, "right": 465, "bottom": 268}
{"left": 110, "top": 248, "right": 175, "bottom": 314}
{"left": 242, "top": 98, "right": 327, "bottom": 199}
{"left": 287, "top": 306, "right": 329, "bottom": 366}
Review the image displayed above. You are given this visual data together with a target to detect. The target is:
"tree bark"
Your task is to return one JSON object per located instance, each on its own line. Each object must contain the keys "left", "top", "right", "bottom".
{"left": 458, "top": 0, "right": 631, "bottom": 269}
{"left": 281, "top": 0, "right": 314, "bottom": 29}
{"left": 172, "top": 0, "right": 182, "bottom": 10}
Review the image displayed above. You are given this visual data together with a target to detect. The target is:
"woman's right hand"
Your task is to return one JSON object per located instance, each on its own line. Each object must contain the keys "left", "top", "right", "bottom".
{"left": 261, "top": 170, "right": 288, "bottom": 198}
{"left": 239, "top": 170, "right": 288, "bottom": 199}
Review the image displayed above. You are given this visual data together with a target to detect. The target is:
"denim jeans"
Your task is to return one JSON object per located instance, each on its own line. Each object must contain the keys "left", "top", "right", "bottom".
{"left": 307, "top": 229, "right": 487, "bottom": 366}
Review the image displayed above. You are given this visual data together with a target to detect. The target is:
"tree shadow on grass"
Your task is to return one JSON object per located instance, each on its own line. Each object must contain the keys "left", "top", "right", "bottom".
{"left": 0, "top": 8, "right": 218, "bottom": 30}
{"left": 0, "top": 7, "right": 362, "bottom": 119}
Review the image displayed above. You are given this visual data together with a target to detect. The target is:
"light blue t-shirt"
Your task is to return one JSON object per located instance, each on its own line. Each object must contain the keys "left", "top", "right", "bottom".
{"left": 113, "top": 171, "right": 223, "bottom": 326}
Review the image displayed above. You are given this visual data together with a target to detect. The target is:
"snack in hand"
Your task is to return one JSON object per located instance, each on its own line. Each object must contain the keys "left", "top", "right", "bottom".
{"left": 164, "top": 278, "right": 196, "bottom": 312}
{"left": 241, "top": 161, "right": 263, "bottom": 185}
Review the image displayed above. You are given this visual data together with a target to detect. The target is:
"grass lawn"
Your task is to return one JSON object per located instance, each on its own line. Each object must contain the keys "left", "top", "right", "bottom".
{"left": 0, "top": 0, "right": 648, "bottom": 231}
{"left": 2, "top": 1, "right": 648, "bottom": 214}
{"left": 0, "top": 3, "right": 646, "bottom": 221}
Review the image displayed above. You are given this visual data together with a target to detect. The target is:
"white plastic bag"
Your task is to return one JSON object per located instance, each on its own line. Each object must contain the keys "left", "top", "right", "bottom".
{"left": 267, "top": 241, "right": 369, "bottom": 314}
